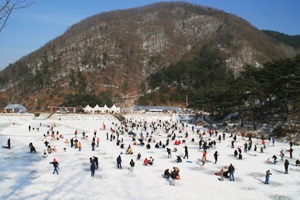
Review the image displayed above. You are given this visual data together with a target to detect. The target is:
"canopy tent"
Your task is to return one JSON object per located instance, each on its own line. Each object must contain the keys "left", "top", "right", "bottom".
{"left": 110, "top": 104, "right": 120, "bottom": 113}
{"left": 93, "top": 104, "right": 102, "bottom": 113}
{"left": 103, "top": 105, "right": 109, "bottom": 113}
{"left": 83, "top": 105, "right": 94, "bottom": 113}
{"left": 4, "top": 104, "right": 27, "bottom": 113}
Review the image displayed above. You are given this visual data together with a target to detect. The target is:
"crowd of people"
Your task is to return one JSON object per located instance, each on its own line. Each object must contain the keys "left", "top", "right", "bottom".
{"left": 2, "top": 114, "right": 299, "bottom": 188}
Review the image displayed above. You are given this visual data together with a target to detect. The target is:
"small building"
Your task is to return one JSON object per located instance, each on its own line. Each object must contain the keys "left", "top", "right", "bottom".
{"left": 4, "top": 104, "right": 27, "bottom": 113}
{"left": 132, "top": 105, "right": 182, "bottom": 113}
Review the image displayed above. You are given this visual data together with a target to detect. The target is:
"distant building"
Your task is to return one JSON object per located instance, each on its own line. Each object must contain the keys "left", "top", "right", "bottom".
{"left": 48, "top": 106, "right": 77, "bottom": 113}
{"left": 132, "top": 105, "right": 182, "bottom": 113}
{"left": 4, "top": 104, "right": 27, "bottom": 113}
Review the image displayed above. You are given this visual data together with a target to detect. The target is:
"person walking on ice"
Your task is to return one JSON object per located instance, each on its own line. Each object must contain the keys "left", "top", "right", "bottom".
{"left": 50, "top": 158, "right": 59, "bottom": 175}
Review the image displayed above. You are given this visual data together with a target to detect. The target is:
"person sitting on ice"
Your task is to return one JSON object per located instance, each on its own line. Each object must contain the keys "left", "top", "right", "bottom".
{"left": 43, "top": 149, "right": 47, "bottom": 158}
{"left": 65, "top": 139, "right": 69, "bottom": 143}
{"left": 272, "top": 155, "right": 278, "bottom": 164}
{"left": 137, "top": 152, "right": 141, "bottom": 160}
{"left": 29, "top": 143, "right": 36, "bottom": 153}
{"left": 267, "top": 158, "right": 273, "bottom": 164}
{"left": 164, "top": 169, "right": 170, "bottom": 178}
{"left": 238, "top": 153, "right": 242, "bottom": 160}
{"left": 47, "top": 145, "right": 52, "bottom": 154}
{"left": 144, "top": 158, "right": 149, "bottom": 166}
{"left": 155, "top": 143, "right": 159, "bottom": 148}
{"left": 146, "top": 143, "right": 151, "bottom": 149}
{"left": 52, "top": 146, "right": 57, "bottom": 152}
{"left": 148, "top": 157, "right": 154, "bottom": 165}
{"left": 125, "top": 146, "right": 133, "bottom": 155}
{"left": 176, "top": 156, "right": 182, "bottom": 163}
{"left": 295, "top": 159, "right": 300, "bottom": 166}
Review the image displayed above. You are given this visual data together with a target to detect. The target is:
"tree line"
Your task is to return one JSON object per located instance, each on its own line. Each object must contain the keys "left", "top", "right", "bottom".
{"left": 139, "top": 46, "right": 300, "bottom": 130}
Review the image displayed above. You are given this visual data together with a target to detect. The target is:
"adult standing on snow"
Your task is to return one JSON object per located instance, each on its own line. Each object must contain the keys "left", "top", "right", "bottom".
{"left": 265, "top": 170, "right": 272, "bottom": 184}
{"left": 91, "top": 141, "right": 96, "bottom": 151}
{"left": 50, "top": 158, "right": 59, "bottom": 174}
{"left": 214, "top": 151, "right": 219, "bottom": 164}
{"left": 78, "top": 141, "right": 82, "bottom": 151}
{"left": 289, "top": 147, "right": 293, "bottom": 158}
{"left": 90, "top": 162, "right": 96, "bottom": 177}
{"left": 284, "top": 159, "right": 289, "bottom": 174}
{"left": 280, "top": 149, "right": 285, "bottom": 161}
{"left": 167, "top": 148, "right": 172, "bottom": 158}
{"left": 70, "top": 138, "right": 74, "bottom": 148}
{"left": 183, "top": 145, "right": 188, "bottom": 159}
{"left": 129, "top": 159, "right": 135, "bottom": 174}
{"left": 7, "top": 138, "right": 11, "bottom": 149}
{"left": 202, "top": 151, "right": 207, "bottom": 166}
{"left": 228, "top": 164, "right": 235, "bottom": 181}
{"left": 117, "top": 155, "right": 122, "bottom": 169}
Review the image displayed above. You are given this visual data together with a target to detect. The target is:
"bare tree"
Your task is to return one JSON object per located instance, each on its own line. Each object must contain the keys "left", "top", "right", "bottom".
{"left": 0, "top": 0, "right": 34, "bottom": 32}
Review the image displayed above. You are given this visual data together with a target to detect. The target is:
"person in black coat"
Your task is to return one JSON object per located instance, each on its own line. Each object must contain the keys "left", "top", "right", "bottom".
{"left": 70, "top": 138, "right": 74, "bottom": 148}
{"left": 129, "top": 159, "right": 135, "bottom": 174}
{"left": 228, "top": 164, "right": 235, "bottom": 181}
{"left": 29, "top": 143, "right": 36, "bottom": 153}
{"left": 7, "top": 138, "right": 11, "bottom": 149}
{"left": 183, "top": 145, "right": 188, "bottom": 159}
{"left": 90, "top": 162, "right": 96, "bottom": 177}
{"left": 284, "top": 159, "right": 289, "bottom": 174}
{"left": 117, "top": 155, "right": 122, "bottom": 169}
{"left": 176, "top": 156, "right": 182, "bottom": 163}
{"left": 170, "top": 167, "right": 179, "bottom": 186}
{"left": 167, "top": 148, "right": 172, "bottom": 158}
{"left": 214, "top": 151, "right": 219, "bottom": 164}
{"left": 164, "top": 169, "right": 170, "bottom": 178}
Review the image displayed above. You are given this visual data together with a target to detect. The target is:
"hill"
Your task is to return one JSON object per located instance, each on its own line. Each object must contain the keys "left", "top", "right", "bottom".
{"left": 263, "top": 30, "right": 300, "bottom": 50}
{"left": 0, "top": 2, "right": 296, "bottom": 111}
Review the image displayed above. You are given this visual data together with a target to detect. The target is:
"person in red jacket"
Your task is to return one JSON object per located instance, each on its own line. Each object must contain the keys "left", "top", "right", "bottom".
{"left": 144, "top": 158, "right": 149, "bottom": 166}
{"left": 202, "top": 151, "right": 207, "bottom": 166}
{"left": 50, "top": 158, "right": 59, "bottom": 174}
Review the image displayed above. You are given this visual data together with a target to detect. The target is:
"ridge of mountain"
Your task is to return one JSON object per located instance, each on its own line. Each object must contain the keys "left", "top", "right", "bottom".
{"left": 0, "top": 2, "right": 296, "bottom": 111}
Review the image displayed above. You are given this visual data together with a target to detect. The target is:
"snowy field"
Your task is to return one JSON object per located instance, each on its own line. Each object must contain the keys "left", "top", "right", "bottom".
{"left": 0, "top": 113, "right": 299, "bottom": 200}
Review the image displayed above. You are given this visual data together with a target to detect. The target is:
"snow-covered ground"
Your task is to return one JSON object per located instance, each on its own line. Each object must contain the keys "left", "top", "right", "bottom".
{"left": 0, "top": 113, "right": 299, "bottom": 200}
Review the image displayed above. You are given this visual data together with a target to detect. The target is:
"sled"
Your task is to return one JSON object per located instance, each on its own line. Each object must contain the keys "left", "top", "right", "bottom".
{"left": 218, "top": 178, "right": 224, "bottom": 181}
{"left": 186, "top": 160, "right": 192, "bottom": 163}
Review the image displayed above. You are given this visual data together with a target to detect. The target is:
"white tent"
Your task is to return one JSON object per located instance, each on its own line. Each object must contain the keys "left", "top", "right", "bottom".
{"left": 93, "top": 104, "right": 102, "bottom": 113}
{"left": 110, "top": 104, "right": 120, "bottom": 113}
{"left": 4, "top": 104, "right": 27, "bottom": 113}
{"left": 103, "top": 105, "right": 109, "bottom": 113}
{"left": 83, "top": 105, "right": 94, "bottom": 113}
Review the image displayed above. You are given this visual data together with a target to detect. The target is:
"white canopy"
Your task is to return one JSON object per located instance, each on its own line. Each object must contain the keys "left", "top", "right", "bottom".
{"left": 110, "top": 104, "right": 120, "bottom": 113}
{"left": 83, "top": 105, "right": 94, "bottom": 113}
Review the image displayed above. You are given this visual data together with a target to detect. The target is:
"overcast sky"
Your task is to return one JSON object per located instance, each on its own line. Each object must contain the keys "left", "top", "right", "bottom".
{"left": 0, "top": 0, "right": 299, "bottom": 70}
